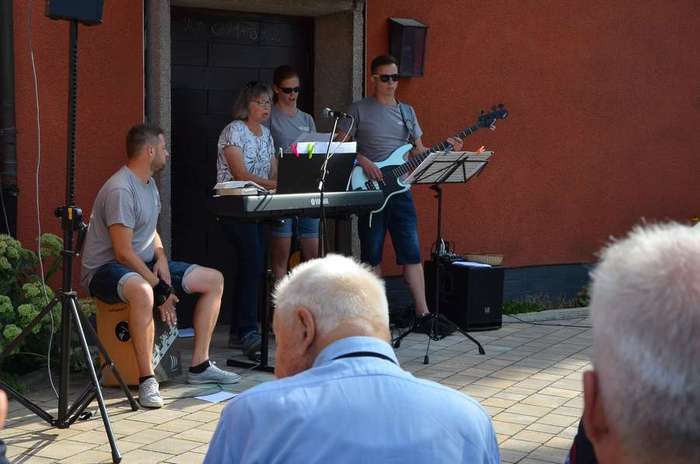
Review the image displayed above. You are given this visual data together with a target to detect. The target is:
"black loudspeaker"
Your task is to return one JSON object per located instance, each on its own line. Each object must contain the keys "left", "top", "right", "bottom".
{"left": 388, "top": 18, "right": 428, "bottom": 77}
{"left": 46, "top": 0, "right": 104, "bottom": 25}
{"left": 424, "top": 260, "right": 503, "bottom": 332}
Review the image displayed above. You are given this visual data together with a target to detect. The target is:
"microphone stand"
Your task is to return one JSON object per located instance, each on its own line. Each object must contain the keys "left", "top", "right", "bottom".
{"left": 317, "top": 117, "right": 340, "bottom": 258}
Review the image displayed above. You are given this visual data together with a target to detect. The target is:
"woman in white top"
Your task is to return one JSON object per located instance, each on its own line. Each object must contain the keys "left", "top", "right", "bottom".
{"left": 266, "top": 66, "right": 320, "bottom": 281}
{"left": 216, "top": 82, "right": 276, "bottom": 359}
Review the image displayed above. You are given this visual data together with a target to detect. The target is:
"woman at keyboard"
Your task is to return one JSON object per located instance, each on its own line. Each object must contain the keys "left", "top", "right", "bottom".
{"left": 265, "top": 65, "right": 320, "bottom": 281}
{"left": 216, "top": 81, "right": 276, "bottom": 360}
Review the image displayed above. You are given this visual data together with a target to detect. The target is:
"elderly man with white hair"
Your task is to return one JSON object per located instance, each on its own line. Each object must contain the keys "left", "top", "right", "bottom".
{"left": 204, "top": 254, "right": 499, "bottom": 464}
{"left": 579, "top": 223, "right": 700, "bottom": 464}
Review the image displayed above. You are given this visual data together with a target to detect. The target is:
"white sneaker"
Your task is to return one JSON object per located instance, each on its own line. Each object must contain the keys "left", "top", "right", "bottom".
{"left": 138, "top": 377, "right": 164, "bottom": 408}
{"left": 187, "top": 362, "right": 241, "bottom": 385}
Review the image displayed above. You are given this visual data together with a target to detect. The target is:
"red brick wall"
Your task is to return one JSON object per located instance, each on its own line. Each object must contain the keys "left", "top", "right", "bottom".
{"left": 13, "top": 1, "right": 144, "bottom": 261}
{"left": 367, "top": 0, "right": 700, "bottom": 274}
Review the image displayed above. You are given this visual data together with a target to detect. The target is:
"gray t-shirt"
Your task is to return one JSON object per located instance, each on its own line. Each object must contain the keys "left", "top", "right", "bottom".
{"left": 80, "top": 166, "right": 161, "bottom": 289}
{"left": 265, "top": 105, "right": 316, "bottom": 153}
{"left": 343, "top": 97, "right": 423, "bottom": 163}
{"left": 217, "top": 120, "right": 275, "bottom": 183}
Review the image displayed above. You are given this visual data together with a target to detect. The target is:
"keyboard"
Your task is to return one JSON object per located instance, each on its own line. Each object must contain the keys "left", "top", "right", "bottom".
{"left": 207, "top": 191, "right": 384, "bottom": 219}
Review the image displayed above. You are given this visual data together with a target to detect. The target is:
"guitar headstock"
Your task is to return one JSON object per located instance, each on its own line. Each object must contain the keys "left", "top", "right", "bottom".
{"left": 477, "top": 104, "right": 508, "bottom": 130}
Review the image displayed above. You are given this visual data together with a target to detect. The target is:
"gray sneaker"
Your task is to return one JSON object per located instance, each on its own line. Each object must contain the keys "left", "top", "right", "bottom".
{"left": 187, "top": 362, "right": 241, "bottom": 385}
{"left": 138, "top": 377, "right": 164, "bottom": 409}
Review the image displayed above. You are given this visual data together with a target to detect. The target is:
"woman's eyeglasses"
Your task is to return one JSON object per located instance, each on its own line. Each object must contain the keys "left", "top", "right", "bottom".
{"left": 252, "top": 99, "right": 272, "bottom": 107}
{"left": 375, "top": 74, "right": 400, "bottom": 83}
{"left": 279, "top": 86, "right": 301, "bottom": 94}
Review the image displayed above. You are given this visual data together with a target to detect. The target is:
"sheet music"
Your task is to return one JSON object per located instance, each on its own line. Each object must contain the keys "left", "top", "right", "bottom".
{"left": 293, "top": 132, "right": 333, "bottom": 143}
{"left": 289, "top": 141, "right": 357, "bottom": 154}
{"left": 407, "top": 151, "right": 493, "bottom": 184}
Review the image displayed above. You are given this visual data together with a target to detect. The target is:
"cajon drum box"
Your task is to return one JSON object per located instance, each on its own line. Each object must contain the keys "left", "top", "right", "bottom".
{"left": 96, "top": 301, "right": 182, "bottom": 386}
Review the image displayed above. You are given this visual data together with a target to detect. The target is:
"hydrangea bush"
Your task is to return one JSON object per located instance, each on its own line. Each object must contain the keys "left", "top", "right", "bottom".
{"left": 0, "top": 234, "right": 95, "bottom": 375}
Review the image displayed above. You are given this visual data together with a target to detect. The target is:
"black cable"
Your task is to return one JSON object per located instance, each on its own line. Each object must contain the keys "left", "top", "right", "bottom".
{"left": 504, "top": 313, "right": 592, "bottom": 329}
{"left": 0, "top": 178, "right": 9, "bottom": 234}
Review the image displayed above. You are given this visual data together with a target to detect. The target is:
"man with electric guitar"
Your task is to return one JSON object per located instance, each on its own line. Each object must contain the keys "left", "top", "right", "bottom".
{"left": 339, "top": 54, "right": 469, "bottom": 326}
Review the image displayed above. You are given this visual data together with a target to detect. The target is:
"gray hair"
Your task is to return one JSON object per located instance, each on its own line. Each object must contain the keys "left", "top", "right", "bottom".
{"left": 231, "top": 81, "right": 272, "bottom": 121}
{"left": 590, "top": 222, "right": 700, "bottom": 462}
{"left": 272, "top": 254, "right": 390, "bottom": 336}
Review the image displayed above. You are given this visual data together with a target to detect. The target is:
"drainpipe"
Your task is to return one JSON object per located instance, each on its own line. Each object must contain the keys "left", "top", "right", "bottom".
{"left": 0, "top": 0, "right": 18, "bottom": 236}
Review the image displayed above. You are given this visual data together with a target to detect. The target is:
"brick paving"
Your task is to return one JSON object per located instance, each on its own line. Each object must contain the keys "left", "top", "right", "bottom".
{"left": 3, "top": 317, "right": 591, "bottom": 463}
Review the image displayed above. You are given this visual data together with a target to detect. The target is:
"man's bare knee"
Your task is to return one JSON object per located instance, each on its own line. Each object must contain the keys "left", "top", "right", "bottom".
{"left": 122, "top": 277, "right": 154, "bottom": 316}
{"left": 186, "top": 266, "right": 224, "bottom": 295}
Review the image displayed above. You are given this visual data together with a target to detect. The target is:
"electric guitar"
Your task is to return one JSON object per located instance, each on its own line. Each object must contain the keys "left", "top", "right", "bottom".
{"left": 350, "top": 104, "right": 508, "bottom": 214}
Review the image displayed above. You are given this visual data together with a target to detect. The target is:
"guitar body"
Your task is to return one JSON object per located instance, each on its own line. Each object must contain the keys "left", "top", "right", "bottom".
{"left": 350, "top": 144, "right": 413, "bottom": 202}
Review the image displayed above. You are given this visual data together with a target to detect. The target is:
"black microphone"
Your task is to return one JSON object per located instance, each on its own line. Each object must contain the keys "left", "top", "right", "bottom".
{"left": 322, "top": 107, "right": 351, "bottom": 119}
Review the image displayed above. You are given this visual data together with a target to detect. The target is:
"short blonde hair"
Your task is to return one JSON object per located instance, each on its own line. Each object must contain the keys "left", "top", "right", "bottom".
{"left": 273, "top": 254, "right": 389, "bottom": 335}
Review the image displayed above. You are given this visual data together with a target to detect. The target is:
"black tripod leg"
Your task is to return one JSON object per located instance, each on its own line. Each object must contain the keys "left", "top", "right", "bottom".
{"left": 0, "top": 380, "right": 55, "bottom": 424}
{"left": 0, "top": 297, "right": 63, "bottom": 426}
{"left": 423, "top": 314, "right": 437, "bottom": 365}
{"left": 67, "top": 297, "right": 122, "bottom": 463}
{"left": 66, "top": 388, "right": 97, "bottom": 426}
{"left": 391, "top": 325, "right": 414, "bottom": 348}
{"left": 75, "top": 307, "right": 138, "bottom": 410}
{"left": 437, "top": 314, "right": 485, "bottom": 355}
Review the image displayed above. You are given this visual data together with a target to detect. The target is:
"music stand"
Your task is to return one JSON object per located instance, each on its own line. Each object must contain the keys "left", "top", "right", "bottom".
{"left": 392, "top": 151, "right": 492, "bottom": 364}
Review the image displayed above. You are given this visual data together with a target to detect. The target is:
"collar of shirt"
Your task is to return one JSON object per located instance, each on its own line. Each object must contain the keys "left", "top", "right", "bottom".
{"left": 312, "top": 336, "right": 399, "bottom": 369}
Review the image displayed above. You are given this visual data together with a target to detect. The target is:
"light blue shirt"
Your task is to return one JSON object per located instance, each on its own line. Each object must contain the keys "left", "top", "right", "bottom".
{"left": 204, "top": 336, "right": 500, "bottom": 464}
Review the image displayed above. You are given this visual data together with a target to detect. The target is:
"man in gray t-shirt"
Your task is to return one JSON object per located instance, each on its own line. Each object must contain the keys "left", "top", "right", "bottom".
{"left": 81, "top": 124, "right": 241, "bottom": 409}
{"left": 340, "top": 55, "right": 463, "bottom": 325}
{"left": 80, "top": 165, "right": 160, "bottom": 290}
{"left": 345, "top": 95, "right": 422, "bottom": 163}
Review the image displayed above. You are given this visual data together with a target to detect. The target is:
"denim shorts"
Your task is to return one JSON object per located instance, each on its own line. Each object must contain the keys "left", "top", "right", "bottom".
{"left": 358, "top": 190, "right": 421, "bottom": 266}
{"left": 270, "top": 216, "right": 320, "bottom": 239}
{"left": 88, "top": 259, "right": 197, "bottom": 304}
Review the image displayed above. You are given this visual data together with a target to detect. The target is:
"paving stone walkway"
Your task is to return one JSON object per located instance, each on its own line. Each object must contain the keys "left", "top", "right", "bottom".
{"left": 3, "top": 317, "right": 591, "bottom": 463}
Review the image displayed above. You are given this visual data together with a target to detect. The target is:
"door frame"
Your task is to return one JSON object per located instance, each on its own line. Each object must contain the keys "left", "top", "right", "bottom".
{"left": 145, "top": 0, "right": 366, "bottom": 255}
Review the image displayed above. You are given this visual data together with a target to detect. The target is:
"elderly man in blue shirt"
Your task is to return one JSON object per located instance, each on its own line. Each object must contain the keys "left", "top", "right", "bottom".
{"left": 205, "top": 254, "right": 500, "bottom": 464}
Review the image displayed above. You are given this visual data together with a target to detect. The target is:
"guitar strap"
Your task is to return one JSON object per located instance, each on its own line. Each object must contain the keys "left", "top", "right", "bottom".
{"left": 396, "top": 100, "right": 416, "bottom": 145}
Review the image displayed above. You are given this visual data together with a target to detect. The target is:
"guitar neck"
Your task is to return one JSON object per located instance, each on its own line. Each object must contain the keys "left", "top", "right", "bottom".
{"left": 407, "top": 122, "right": 482, "bottom": 168}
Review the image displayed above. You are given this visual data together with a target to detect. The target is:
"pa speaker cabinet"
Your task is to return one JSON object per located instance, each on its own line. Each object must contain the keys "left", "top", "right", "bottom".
{"left": 424, "top": 260, "right": 503, "bottom": 331}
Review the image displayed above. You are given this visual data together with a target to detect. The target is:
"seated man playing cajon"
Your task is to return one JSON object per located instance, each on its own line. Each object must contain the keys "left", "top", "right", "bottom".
{"left": 81, "top": 123, "right": 240, "bottom": 408}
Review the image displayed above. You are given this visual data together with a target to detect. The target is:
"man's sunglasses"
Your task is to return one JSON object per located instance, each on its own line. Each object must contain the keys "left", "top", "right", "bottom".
{"left": 375, "top": 74, "right": 400, "bottom": 83}
{"left": 279, "top": 86, "right": 301, "bottom": 94}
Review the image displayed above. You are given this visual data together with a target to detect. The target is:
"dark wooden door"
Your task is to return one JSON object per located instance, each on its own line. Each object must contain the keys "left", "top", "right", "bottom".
{"left": 171, "top": 8, "right": 314, "bottom": 326}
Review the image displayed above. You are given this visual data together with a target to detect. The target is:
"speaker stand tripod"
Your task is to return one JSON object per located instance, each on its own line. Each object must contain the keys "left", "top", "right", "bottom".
{"left": 0, "top": 20, "right": 137, "bottom": 464}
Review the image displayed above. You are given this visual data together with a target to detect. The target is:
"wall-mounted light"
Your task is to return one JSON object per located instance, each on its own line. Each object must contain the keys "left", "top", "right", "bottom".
{"left": 389, "top": 17, "right": 428, "bottom": 77}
